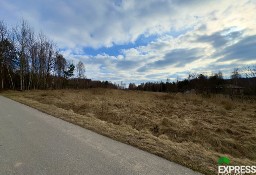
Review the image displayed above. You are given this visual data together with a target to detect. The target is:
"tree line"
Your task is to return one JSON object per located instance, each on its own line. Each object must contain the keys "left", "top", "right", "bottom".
{"left": 0, "top": 20, "right": 118, "bottom": 91}
{"left": 1, "top": 20, "right": 255, "bottom": 94}
{"left": 129, "top": 67, "right": 256, "bottom": 95}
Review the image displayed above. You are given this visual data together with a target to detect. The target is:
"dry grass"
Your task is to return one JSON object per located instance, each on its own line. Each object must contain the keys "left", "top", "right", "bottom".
{"left": 3, "top": 89, "right": 256, "bottom": 175}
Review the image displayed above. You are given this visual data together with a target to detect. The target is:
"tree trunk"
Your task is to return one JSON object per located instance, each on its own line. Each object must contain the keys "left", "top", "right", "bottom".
{"left": 20, "top": 75, "right": 23, "bottom": 91}
{"left": 7, "top": 67, "right": 14, "bottom": 89}
{"left": 0, "top": 63, "right": 3, "bottom": 89}
{"left": 1, "top": 72, "right": 3, "bottom": 89}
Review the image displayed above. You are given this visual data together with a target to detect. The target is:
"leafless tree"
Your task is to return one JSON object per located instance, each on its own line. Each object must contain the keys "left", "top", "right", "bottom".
{"left": 0, "top": 20, "right": 8, "bottom": 89}
{"left": 14, "top": 20, "right": 31, "bottom": 90}
{"left": 231, "top": 68, "right": 241, "bottom": 85}
{"left": 76, "top": 61, "right": 85, "bottom": 78}
{"left": 242, "top": 65, "right": 256, "bottom": 78}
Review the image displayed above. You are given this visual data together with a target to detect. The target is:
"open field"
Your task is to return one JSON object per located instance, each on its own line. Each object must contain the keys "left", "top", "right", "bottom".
{"left": 3, "top": 89, "right": 256, "bottom": 175}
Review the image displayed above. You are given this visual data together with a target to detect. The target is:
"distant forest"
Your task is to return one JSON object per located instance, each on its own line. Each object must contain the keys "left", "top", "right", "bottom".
{"left": 129, "top": 68, "right": 256, "bottom": 95}
{"left": 0, "top": 20, "right": 255, "bottom": 95}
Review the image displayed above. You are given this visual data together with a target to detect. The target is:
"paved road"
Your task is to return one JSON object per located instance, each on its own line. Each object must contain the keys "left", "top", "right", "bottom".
{"left": 0, "top": 96, "right": 202, "bottom": 175}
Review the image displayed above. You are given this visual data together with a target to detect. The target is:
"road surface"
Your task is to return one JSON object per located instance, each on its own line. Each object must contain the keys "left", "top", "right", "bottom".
{"left": 0, "top": 96, "right": 202, "bottom": 175}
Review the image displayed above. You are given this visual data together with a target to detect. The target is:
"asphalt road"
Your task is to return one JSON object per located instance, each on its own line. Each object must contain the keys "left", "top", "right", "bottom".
{"left": 0, "top": 96, "right": 202, "bottom": 175}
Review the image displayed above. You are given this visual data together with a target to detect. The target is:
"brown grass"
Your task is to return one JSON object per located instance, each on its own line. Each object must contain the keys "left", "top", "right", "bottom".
{"left": 3, "top": 89, "right": 256, "bottom": 175}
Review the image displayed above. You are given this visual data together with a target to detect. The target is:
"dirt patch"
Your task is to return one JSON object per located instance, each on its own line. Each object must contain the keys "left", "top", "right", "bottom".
{"left": 3, "top": 89, "right": 256, "bottom": 175}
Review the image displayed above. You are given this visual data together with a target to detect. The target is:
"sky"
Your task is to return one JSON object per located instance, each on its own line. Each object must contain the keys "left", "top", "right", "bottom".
{"left": 1, "top": 0, "right": 256, "bottom": 84}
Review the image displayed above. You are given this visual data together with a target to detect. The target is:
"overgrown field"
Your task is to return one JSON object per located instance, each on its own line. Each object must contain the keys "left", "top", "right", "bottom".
{"left": 3, "top": 89, "right": 256, "bottom": 175}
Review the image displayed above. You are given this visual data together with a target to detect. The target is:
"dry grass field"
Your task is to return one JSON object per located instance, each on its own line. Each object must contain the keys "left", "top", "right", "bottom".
{"left": 3, "top": 89, "right": 256, "bottom": 175}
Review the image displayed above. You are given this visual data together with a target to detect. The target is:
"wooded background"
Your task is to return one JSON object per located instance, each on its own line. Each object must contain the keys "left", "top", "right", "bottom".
{"left": 1, "top": 20, "right": 255, "bottom": 95}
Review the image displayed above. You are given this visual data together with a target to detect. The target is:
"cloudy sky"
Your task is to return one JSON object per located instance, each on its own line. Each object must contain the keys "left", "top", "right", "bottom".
{"left": 1, "top": 0, "right": 256, "bottom": 84}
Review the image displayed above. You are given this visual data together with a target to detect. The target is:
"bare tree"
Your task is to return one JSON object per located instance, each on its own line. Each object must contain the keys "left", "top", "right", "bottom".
{"left": 231, "top": 68, "right": 241, "bottom": 85}
{"left": 0, "top": 20, "right": 8, "bottom": 89}
{"left": 54, "top": 53, "right": 66, "bottom": 88}
{"left": 14, "top": 20, "right": 31, "bottom": 90}
{"left": 27, "top": 29, "right": 37, "bottom": 89}
{"left": 37, "top": 32, "right": 47, "bottom": 88}
{"left": 55, "top": 53, "right": 66, "bottom": 77}
{"left": 241, "top": 65, "right": 256, "bottom": 94}
{"left": 45, "top": 41, "right": 55, "bottom": 88}
{"left": 242, "top": 65, "right": 256, "bottom": 78}
{"left": 76, "top": 61, "right": 85, "bottom": 78}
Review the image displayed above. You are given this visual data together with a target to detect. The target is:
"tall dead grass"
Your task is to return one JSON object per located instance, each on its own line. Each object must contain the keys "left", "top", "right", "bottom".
{"left": 3, "top": 89, "right": 256, "bottom": 175}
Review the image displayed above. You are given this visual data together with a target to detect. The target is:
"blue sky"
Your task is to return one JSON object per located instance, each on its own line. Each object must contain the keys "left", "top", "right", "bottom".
{"left": 1, "top": 0, "right": 256, "bottom": 84}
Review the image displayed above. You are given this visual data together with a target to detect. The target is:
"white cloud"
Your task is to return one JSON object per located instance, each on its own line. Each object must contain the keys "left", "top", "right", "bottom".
{"left": 2, "top": 0, "right": 251, "bottom": 48}
{"left": 1, "top": 0, "right": 256, "bottom": 83}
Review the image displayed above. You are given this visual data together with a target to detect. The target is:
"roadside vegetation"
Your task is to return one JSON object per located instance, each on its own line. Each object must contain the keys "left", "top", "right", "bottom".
{"left": 3, "top": 89, "right": 256, "bottom": 175}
